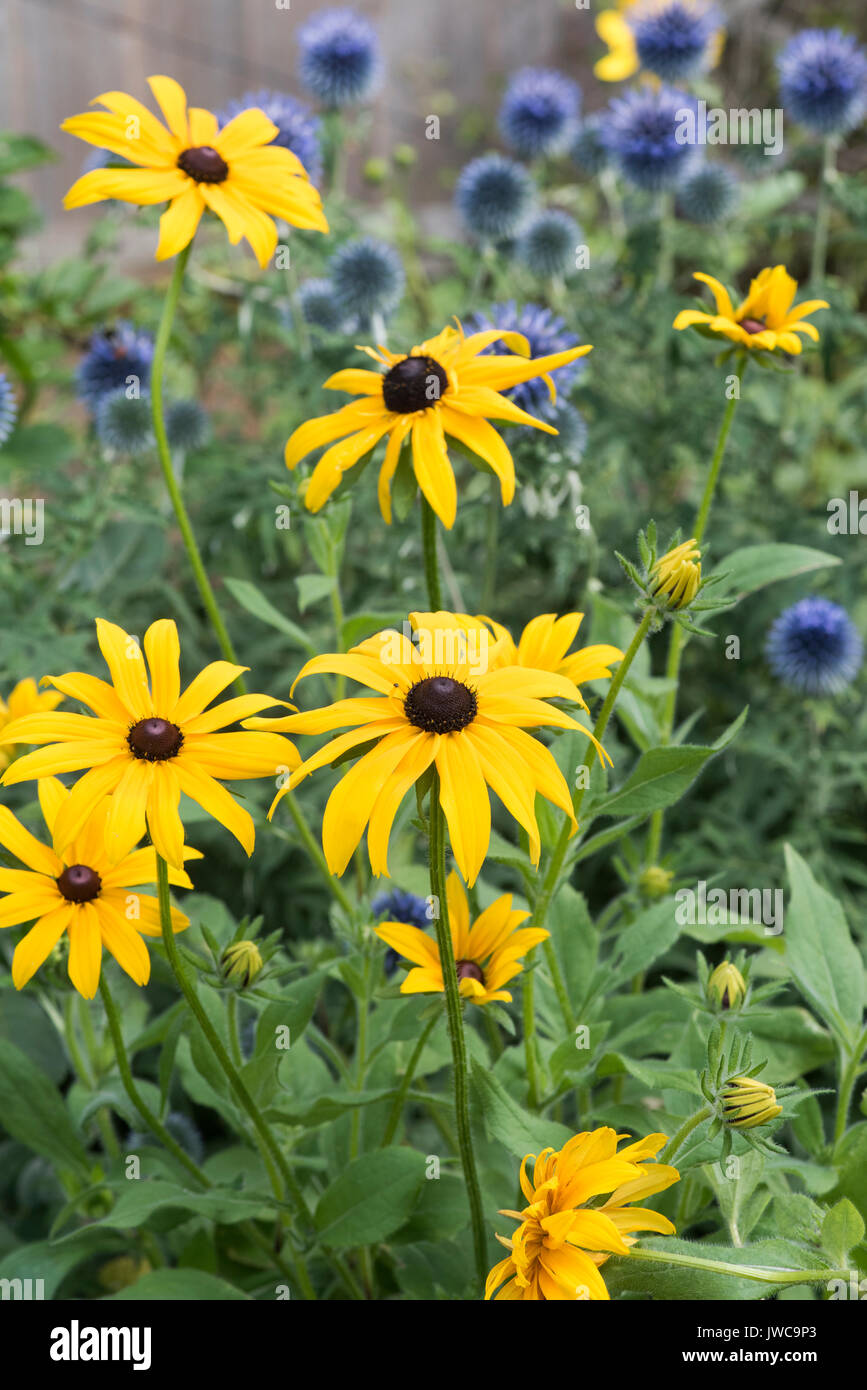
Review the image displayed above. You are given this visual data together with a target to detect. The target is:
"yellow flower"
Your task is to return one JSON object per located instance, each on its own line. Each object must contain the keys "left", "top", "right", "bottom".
{"left": 284, "top": 321, "right": 592, "bottom": 529}
{"left": 708, "top": 960, "right": 746, "bottom": 1010}
{"left": 468, "top": 612, "right": 622, "bottom": 703}
{"left": 244, "top": 610, "right": 611, "bottom": 886}
{"left": 0, "top": 778, "right": 195, "bottom": 998}
{"left": 0, "top": 678, "right": 64, "bottom": 772}
{"left": 673, "top": 266, "right": 828, "bottom": 355}
{"left": 0, "top": 618, "right": 298, "bottom": 870}
{"left": 652, "top": 538, "right": 701, "bottom": 609}
{"left": 61, "top": 76, "right": 328, "bottom": 268}
{"left": 595, "top": 9, "right": 640, "bottom": 82}
{"left": 721, "top": 1076, "right": 782, "bottom": 1129}
{"left": 486, "top": 1128, "right": 680, "bottom": 1300}
{"left": 375, "top": 870, "right": 546, "bottom": 1005}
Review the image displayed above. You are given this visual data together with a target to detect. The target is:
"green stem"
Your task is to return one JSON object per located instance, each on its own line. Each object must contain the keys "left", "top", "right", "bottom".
{"left": 622, "top": 1245, "right": 849, "bottom": 1288}
{"left": 420, "top": 497, "right": 443, "bottom": 610}
{"left": 660, "top": 1105, "right": 711, "bottom": 1165}
{"left": 227, "top": 994, "right": 243, "bottom": 1068}
{"left": 834, "top": 1044, "right": 861, "bottom": 1149}
{"left": 349, "top": 957, "right": 370, "bottom": 1160}
{"left": 282, "top": 790, "right": 355, "bottom": 916}
{"left": 330, "top": 575, "right": 347, "bottom": 702}
{"left": 481, "top": 475, "right": 500, "bottom": 613}
{"left": 428, "top": 775, "right": 487, "bottom": 1290}
{"left": 522, "top": 971, "right": 541, "bottom": 1109}
{"left": 63, "top": 994, "right": 94, "bottom": 1088}
{"left": 380, "top": 1013, "right": 438, "bottom": 1147}
{"left": 811, "top": 136, "right": 837, "bottom": 286}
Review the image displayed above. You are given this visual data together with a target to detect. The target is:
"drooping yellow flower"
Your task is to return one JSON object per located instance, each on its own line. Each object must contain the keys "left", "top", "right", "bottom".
{"left": 652, "top": 538, "right": 701, "bottom": 609}
{"left": 0, "top": 778, "right": 195, "bottom": 998}
{"left": 673, "top": 267, "right": 828, "bottom": 355}
{"left": 468, "top": 612, "right": 622, "bottom": 704}
{"left": 244, "top": 611, "right": 611, "bottom": 886}
{"left": 0, "top": 619, "right": 297, "bottom": 870}
{"left": 61, "top": 76, "right": 328, "bottom": 268}
{"left": 284, "top": 321, "right": 592, "bottom": 529}
{"left": 375, "top": 870, "right": 546, "bottom": 1005}
{"left": 0, "top": 679, "right": 64, "bottom": 772}
{"left": 721, "top": 1076, "right": 782, "bottom": 1129}
{"left": 486, "top": 1128, "right": 680, "bottom": 1301}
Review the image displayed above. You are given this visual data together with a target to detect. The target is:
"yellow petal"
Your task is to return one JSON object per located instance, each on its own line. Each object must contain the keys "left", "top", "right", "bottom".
{"left": 147, "top": 76, "right": 190, "bottom": 145}
{"left": 95, "top": 899, "right": 152, "bottom": 987}
{"left": 104, "top": 759, "right": 153, "bottom": 863}
{"left": 144, "top": 763, "right": 184, "bottom": 869}
{"left": 439, "top": 406, "right": 515, "bottom": 505}
{"left": 172, "top": 662, "right": 249, "bottom": 724}
{"left": 96, "top": 618, "right": 153, "bottom": 719}
{"left": 156, "top": 186, "right": 205, "bottom": 261}
{"left": 63, "top": 167, "right": 188, "bottom": 209}
{"left": 0, "top": 805, "right": 63, "bottom": 875}
{"left": 144, "top": 619, "right": 181, "bottom": 715}
{"left": 12, "top": 904, "right": 73, "bottom": 990}
{"left": 411, "top": 411, "right": 457, "bottom": 530}
{"left": 322, "top": 728, "right": 420, "bottom": 875}
{"left": 174, "top": 762, "right": 255, "bottom": 858}
{"left": 214, "top": 108, "right": 279, "bottom": 159}
{"left": 435, "top": 733, "right": 490, "bottom": 887}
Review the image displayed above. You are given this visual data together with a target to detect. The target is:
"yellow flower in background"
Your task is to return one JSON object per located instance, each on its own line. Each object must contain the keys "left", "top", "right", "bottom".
{"left": 673, "top": 267, "right": 828, "bottom": 354}
{"left": 245, "top": 611, "right": 610, "bottom": 886}
{"left": 284, "top": 321, "right": 592, "bottom": 529}
{"left": 469, "top": 612, "right": 623, "bottom": 704}
{"left": 0, "top": 679, "right": 64, "bottom": 772}
{"left": 375, "top": 870, "right": 547, "bottom": 1005}
{"left": 0, "top": 618, "right": 297, "bottom": 870}
{"left": 595, "top": 8, "right": 640, "bottom": 82}
{"left": 486, "top": 1128, "right": 680, "bottom": 1301}
{"left": 0, "top": 779, "right": 196, "bottom": 998}
{"left": 61, "top": 76, "right": 328, "bottom": 267}
{"left": 722, "top": 1076, "right": 782, "bottom": 1129}
{"left": 652, "top": 538, "right": 701, "bottom": 609}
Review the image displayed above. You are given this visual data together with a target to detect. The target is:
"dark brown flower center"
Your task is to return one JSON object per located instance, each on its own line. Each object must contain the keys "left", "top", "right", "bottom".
{"left": 57, "top": 863, "right": 102, "bottom": 903}
{"left": 403, "top": 676, "right": 477, "bottom": 734}
{"left": 382, "top": 355, "right": 449, "bottom": 414}
{"left": 456, "top": 959, "right": 485, "bottom": 985}
{"left": 127, "top": 717, "right": 184, "bottom": 761}
{"left": 740, "top": 318, "right": 767, "bottom": 335}
{"left": 177, "top": 145, "right": 229, "bottom": 184}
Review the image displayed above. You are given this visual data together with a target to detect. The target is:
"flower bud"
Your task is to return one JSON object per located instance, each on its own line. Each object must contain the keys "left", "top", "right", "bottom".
{"left": 652, "top": 538, "right": 701, "bottom": 609}
{"left": 98, "top": 1255, "right": 152, "bottom": 1293}
{"left": 363, "top": 156, "right": 390, "bottom": 184}
{"left": 708, "top": 960, "right": 746, "bottom": 1010}
{"left": 721, "top": 1076, "right": 781, "bottom": 1129}
{"left": 392, "top": 143, "right": 418, "bottom": 168}
{"left": 220, "top": 940, "right": 263, "bottom": 989}
{"left": 639, "top": 865, "right": 673, "bottom": 898}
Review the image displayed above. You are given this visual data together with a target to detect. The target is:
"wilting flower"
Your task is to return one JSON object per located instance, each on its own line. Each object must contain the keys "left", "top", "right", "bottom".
{"left": 0, "top": 618, "right": 298, "bottom": 869}
{"left": 165, "top": 399, "right": 210, "bottom": 452}
{"left": 676, "top": 164, "right": 739, "bottom": 223}
{"left": 95, "top": 388, "right": 155, "bottom": 455}
{"left": 0, "top": 778, "right": 194, "bottom": 998}
{"left": 455, "top": 154, "right": 535, "bottom": 241}
{"left": 516, "top": 209, "right": 581, "bottom": 279}
{"left": 708, "top": 959, "right": 746, "bottom": 1011}
{"left": 777, "top": 28, "right": 867, "bottom": 137}
{"left": 61, "top": 76, "right": 327, "bottom": 267}
{"left": 486, "top": 1129, "right": 679, "bottom": 1300}
{"left": 603, "top": 87, "right": 702, "bottom": 189}
{"left": 462, "top": 303, "right": 586, "bottom": 421}
{"left": 594, "top": 8, "right": 640, "bottom": 82}
{"left": 297, "top": 8, "right": 382, "bottom": 109}
{"left": 221, "top": 939, "right": 264, "bottom": 988}
{"left": 498, "top": 68, "right": 580, "bottom": 159}
{"left": 721, "top": 1076, "right": 782, "bottom": 1129}
{"left": 651, "top": 538, "right": 701, "bottom": 609}
{"left": 674, "top": 266, "right": 828, "bottom": 354}
{"left": 297, "top": 278, "right": 345, "bottom": 332}
{"left": 570, "top": 116, "right": 611, "bottom": 175}
{"left": 376, "top": 870, "right": 546, "bottom": 1005}
{"left": 329, "top": 237, "right": 405, "bottom": 325}
{"left": 77, "top": 323, "right": 154, "bottom": 408}
{"left": 765, "top": 596, "right": 863, "bottom": 695}
{"left": 0, "top": 679, "right": 64, "bottom": 772}
{"left": 630, "top": 0, "right": 721, "bottom": 82}
{"left": 216, "top": 89, "right": 322, "bottom": 184}
{"left": 0, "top": 373, "right": 17, "bottom": 446}
{"left": 244, "top": 611, "right": 610, "bottom": 886}
{"left": 283, "top": 319, "right": 591, "bottom": 528}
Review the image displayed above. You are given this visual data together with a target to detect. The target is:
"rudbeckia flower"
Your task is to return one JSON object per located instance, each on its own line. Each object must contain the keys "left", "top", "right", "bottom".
{"left": 595, "top": 9, "right": 640, "bottom": 82}
{"left": 0, "top": 679, "right": 64, "bottom": 772}
{"left": 486, "top": 1128, "right": 680, "bottom": 1300}
{"left": 61, "top": 76, "right": 328, "bottom": 268}
{"left": 471, "top": 612, "right": 623, "bottom": 701}
{"left": 0, "top": 779, "right": 195, "bottom": 998}
{"left": 375, "top": 870, "right": 547, "bottom": 1005}
{"left": 0, "top": 619, "right": 298, "bottom": 870}
{"left": 283, "top": 321, "right": 592, "bottom": 529}
{"left": 673, "top": 266, "right": 828, "bottom": 354}
{"left": 244, "top": 611, "right": 610, "bottom": 886}
{"left": 651, "top": 538, "right": 701, "bottom": 608}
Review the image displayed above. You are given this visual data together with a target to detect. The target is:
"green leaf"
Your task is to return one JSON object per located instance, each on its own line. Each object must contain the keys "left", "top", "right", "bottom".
{"left": 829, "top": 1122, "right": 867, "bottom": 1227}
{"left": 594, "top": 711, "right": 747, "bottom": 820}
{"left": 0, "top": 1039, "right": 90, "bottom": 1176}
{"left": 222, "top": 577, "right": 315, "bottom": 653}
{"left": 783, "top": 844, "right": 864, "bottom": 1045}
{"left": 605, "top": 1236, "right": 830, "bottom": 1301}
{"left": 595, "top": 897, "right": 681, "bottom": 994}
{"left": 821, "top": 1198, "right": 865, "bottom": 1267}
{"left": 470, "top": 1059, "right": 573, "bottom": 1155}
{"left": 712, "top": 543, "right": 841, "bottom": 603}
{"left": 107, "top": 1269, "right": 251, "bottom": 1300}
{"left": 265, "top": 1089, "right": 393, "bottom": 1126}
{"left": 314, "top": 1148, "right": 427, "bottom": 1248}
{"left": 295, "top": 572, "right": 336, "bottom": 613}
{"left": 546, "top": 884, "right": 597, "bottom": 1016}
{"left": 0, "top": 1228, "right": 127, "bottom": 1300}
{"left": 93, "top": 1179, "right": 271, "bottom": 1229}
{"left": 342, "top": 610, "right": 407, "bottom": 648}
{"left": 255, "top": 969, "right": 328, "bottom": 1055}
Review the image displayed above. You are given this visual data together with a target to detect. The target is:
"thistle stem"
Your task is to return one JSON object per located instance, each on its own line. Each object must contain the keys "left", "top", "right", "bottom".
{"left": 811, "top": 136, "right": 837, "bottom": 286}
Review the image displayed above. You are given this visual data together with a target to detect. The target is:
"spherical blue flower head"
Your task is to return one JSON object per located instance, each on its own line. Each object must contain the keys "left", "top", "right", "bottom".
{"left": 630, "top": 1, "right": 720, "bottom": 82}
{"left": 165, "top": 400, "right": 210, "bottom": 452}
{"left": 603, "top": 87, "right": 702, "bottom": 190}
{"left": 455, "top": 154, "right": 535, "bottom": 241}
{"left": 498, "top": 67, "right": 581, "bottom": 158}
{"left": 464, "top": 302, "right": 584, "bottom": 416}
{"left": 297, "top": 8, "right": 382, "bottom": 108}
{"left": 329, "top": 237, "right": 405, "bottom": 323}
{"left": 216, "top": 90, "right": 322, "bottom": 183}
{"left": 517, "top": 208, "right": 581, "bottom": 278}
{"left": 0, "top": 373, "right": 17, "bottom": 446}
{"left": 777, "top": 28, "right": 867, "bottom": 137}
{"left": 570, "top": 116, "right": 610, "bottom": 175}
{"left": 766, "top": 597, "right": 863, "bottom": 696}
{"left": 372, "top": 889, "right": 430, "bottom": 929}
{"left": 547, "top": 401, "right": 588, "bottom": 459}
{"left": 95, "top": 387, "right": 154, "bottom": 455}
{"left": 77, "top": 322, "right": 154, "bottom": 408}
{"left": 676, "top": 163, "right": 739, "bottom": 222}
{"left": 297, "top": 277, "right": 345, "bottom": 331}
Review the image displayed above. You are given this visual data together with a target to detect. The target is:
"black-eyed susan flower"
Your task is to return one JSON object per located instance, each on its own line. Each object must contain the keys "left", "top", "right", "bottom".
{"left": 0, "top": 619, "right": 298, "bottom": 870}
{"left": 244, "top": 611, "right": 610, "bottom": 886}
{"left": 0, "top": 679, "right": 64, "bottom": 773}
{"left": 61, "top": 76, "right": 328, "bottom": 268}
{"left": 486, "top": 1128, "right": 680, "bottom": 1300}
{"left": 375, "top": 870, "right": 546, "bottom": 1005}
{"left": 651, "top": 537, "right": 701, "bottom": 609}
{"left": 721, "top": 1076, "right": 782, "bottom": 1129}
{"left": 0, "top": 778, "right": 195, "bottom": 998}
{"left": 474, "top": 612, "right": 623, "bottom": 703}
{"left": 673, "top": 266, "right": 828, "bottom": 354}
{"left": 283, "top": 322, "right": 592, "bottom": 528}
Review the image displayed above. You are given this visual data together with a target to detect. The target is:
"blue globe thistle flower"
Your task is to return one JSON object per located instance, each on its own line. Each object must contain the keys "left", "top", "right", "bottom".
{"left": 464, "top": 302, "right": 585, "bottom": 416}
{"left": 165, "top": 400, "right": 210, "bottom": 453}
{"left": 77, "top": 322, "right": 154, "bottom": 409}
{"left": 602, "top": 87, "right": 702, "bottom": 190}
{"left": 517, "top": 208, "right": 581, "bottom": 278}
{"left": 455, "top": 153, "right": 535, "bottom": 241}
{"left": 297, "top": 277, "right": 345, "bottom": 332}
{"left": 329, "top": 237, "right": 405, "bottom": 324}
{"left": 547, "top": 401, "right": 588, "bottom": 460}
{"left": 766, "top": 597, "right": 863, "bottom": 696}
{"left": 570, "top": 116, "right": 611, "bottom": 175}
{"left": 676, "top": 163, "right": 739, "bottom": 222}
{"left": 630, "top": 1, "right": 721, "bottom": 83}
{"left": 297, "top": 8, "right": 382, "bottom": 109}
{"left": 216, "top": 90, "right": 322, "bottom": 183}
{"left": 372, "top": 889, "right": 430, "bottom": 976}
{"left": 777, "top": 28, "right": 867, "bottom": 137}
{"left": 0, "top": 373, "right": 17, "bottom": 447}
{"left": 498, "top": 67, "right": 581, "bottom": 158}
{"left": 95, "top": 387, "right": 154, "bottom": 455}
